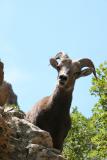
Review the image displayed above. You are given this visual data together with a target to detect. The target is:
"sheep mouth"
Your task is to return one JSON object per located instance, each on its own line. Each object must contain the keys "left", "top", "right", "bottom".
{"left": 59, "top": 80, "right": 66, "bottom": 86}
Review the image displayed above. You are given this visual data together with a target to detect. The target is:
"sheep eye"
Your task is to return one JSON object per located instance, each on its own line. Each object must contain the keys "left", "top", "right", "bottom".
{"left": 57, "top": 65, "right": 61, "bottom": 70}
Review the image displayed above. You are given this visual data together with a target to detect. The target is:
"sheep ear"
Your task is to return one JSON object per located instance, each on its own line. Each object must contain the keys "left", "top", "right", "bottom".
{"left": 77, "top": 68, "right": 93, "bottom": 78}
{"left": 50, "top": 58, "right": 58, "bottom": 70}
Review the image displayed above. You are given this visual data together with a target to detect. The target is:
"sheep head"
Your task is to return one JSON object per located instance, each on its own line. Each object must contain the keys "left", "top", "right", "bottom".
{"left": 50, "top": 52, "right": 97, "bottom": 90}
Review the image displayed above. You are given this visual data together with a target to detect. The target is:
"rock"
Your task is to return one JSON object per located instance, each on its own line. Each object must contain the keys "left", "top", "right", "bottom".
{"left": 0, "top": 81, "right": 18, "bottom": 106}
{"left": 0, "top": 81, "right": 10, "bottom": 106}
{"left": 0, "top": 60, "right": 18, "bottom": 106}
{"left": 0, "top": 106, "right": 4, "bottom": 114}
{"left": 0, "top": 61, "right": 4, "bottom": 85}
{"left": 4, "top": 106, "right": 25, "bottom": 119}
{"left": 5, "top": 82, "right": 18, "bottom": 106}
{"left": 26, "top": 144, "right": 64, "bottom": 160}
{"left": 0, "top": 112, "right": 11, "bottom": 160}
{"left": 0, "top": 107, "right": 65, "bottom": 160}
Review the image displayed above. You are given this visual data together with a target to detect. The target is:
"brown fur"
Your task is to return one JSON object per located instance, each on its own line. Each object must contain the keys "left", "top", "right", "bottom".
{"left": 26, "top": 87, "right": 72, "bottom": 151}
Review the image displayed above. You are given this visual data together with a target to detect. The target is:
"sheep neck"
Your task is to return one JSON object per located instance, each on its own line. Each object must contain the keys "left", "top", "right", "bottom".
{"left": 50, "top": 85, "right": 74, "bottom": 114}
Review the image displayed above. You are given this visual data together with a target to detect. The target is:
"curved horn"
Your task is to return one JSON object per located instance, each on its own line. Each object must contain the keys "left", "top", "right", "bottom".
{"left": 79, "top": 58, "right": 97, "bottom": 79}
{"left": 50, "top": 58, "right": 58, "bottom": 69}
{"left": 55, "top": 52, "right": 69, "bottom": 60}
{"left": 50, "top": 52, "right": 70, "bottom": 70}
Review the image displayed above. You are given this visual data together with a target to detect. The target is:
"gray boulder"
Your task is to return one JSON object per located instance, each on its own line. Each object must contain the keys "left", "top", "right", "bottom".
{"left": 0, "top": 107, "right": 65, "bottom": 160}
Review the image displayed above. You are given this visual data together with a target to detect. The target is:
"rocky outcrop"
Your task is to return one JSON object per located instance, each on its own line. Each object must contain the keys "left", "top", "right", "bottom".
{"left": 0, "top": 107, "right": 11, "bottom": 160}
{"left": 0, "top": 81, "right": 18, "bottom": 107}
{"left": 0, "top": 81, "right": 10, "bottom": 106}
{"left": 0, "top": 61, "right": 4, "bottom": 85}
{"left": 0, "top": 61, "right": 18, "bottom": 106}
{"left": 5, "top": 82, "right": 18, "bottom": 106}
{"left": 0, "top": 106, "right": 65, "bottom": 160}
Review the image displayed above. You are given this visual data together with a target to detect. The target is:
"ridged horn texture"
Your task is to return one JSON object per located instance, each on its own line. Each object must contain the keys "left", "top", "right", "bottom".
{"left": 79, "top": 58, "right": 97, "bottom": 79}
{"left": 55, "top": 52, "right": 69, "bottom": 60}
{"left": 50, "top": 58, "right": 58, "bottom": 69}
{"left": 50, "top": 52, "right": 70, "bottom": 69}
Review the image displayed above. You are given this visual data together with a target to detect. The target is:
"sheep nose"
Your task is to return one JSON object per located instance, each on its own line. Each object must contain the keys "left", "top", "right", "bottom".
{"left": 59, "top": 75, "right": 68, "bottom": 81}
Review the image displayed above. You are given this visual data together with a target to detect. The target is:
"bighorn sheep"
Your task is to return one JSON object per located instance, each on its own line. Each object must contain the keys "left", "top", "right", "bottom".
{"left": 26, "top": 52, "right": 97, "bottom": 151}
{"left": 0, "top": 60, "right": 18, "bottom": 106}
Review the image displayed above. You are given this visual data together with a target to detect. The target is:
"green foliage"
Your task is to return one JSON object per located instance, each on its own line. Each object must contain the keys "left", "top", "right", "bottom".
{"left": 90, "top": 61, "right": 107, "bottom": 110}
{"left": 63, "top": 62, "right": 107, "bottom": 160}
{"left": 63, "top": 108, "right": 92, "bottom": 160}
{"left": 5, "top": 104, "right": 20, "bottom": 110}
{"left": 89, "top": 62, "right": 107, "bottom": 159}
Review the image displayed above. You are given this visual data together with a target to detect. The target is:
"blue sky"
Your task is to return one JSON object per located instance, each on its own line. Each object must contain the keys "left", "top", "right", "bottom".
{"left": 0, "top": 0, "right": 107, "bottom": 117}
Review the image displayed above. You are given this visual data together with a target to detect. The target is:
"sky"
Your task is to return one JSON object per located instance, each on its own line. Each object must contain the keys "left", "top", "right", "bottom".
{"left": 0, "top": 0, "right": 107, "bottom": 117}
